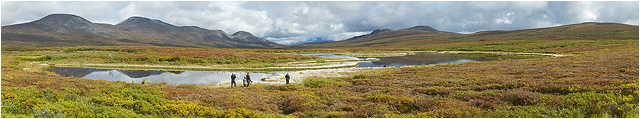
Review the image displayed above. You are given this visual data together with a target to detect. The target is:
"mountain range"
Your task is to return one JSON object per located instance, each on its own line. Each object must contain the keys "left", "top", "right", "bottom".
{"left": 283, "top": 22, "right": 638, "bottom": 49}
{"left": 2, "top": 14, "right": 638, "bottom": 49}
{"left": 2, "top": 14, "right": 281, "bottom": 48}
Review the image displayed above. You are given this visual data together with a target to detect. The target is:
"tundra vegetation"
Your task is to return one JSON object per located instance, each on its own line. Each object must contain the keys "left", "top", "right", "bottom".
{"left": 2, "top": 37, "right": 638, "bottom": 118}
{"left": 1, "top": 46, "right": 342, "bottom": 70}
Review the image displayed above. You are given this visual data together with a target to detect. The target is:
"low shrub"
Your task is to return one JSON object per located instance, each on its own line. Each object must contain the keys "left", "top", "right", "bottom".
{"left": 277, "top": 92, "right": 327, "bottom": 115}
{"left": 347, "top": 103, "right": 391, "bottom": 118}
{"left": 278, "top": 84, "right": 300, "bottom": 91}
{"left": 352, "top": 74, "right": 370, "bottom": 79}
{"left": 501, "top": 90, "right": 543, "bottom": 106}
{"left": 304, "top": 78, "right": 340, "bottom": 88}
{"left": 559, "top": 91, "right": 636, "bottom": 118}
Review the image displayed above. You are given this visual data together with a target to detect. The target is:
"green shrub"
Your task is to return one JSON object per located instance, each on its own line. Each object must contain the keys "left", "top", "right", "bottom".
{"left": 348, "top": 103, "right": 391, "bottom": 118}
{"left": 32, "top": 106, "right": 65, "bottom": 118}
{"left": 304, "top": 78, "right": 337, "bottom": 88}
{"left": 324, "top": 111, "right": 348, "bottom": 118}
{"left": 501, "top": 90, "right": 543, "bottom": 106}
{"left": 481, "top": 106, "right": 583, "bottom": 118}
{"left": 418, "top": 106, "right": 482, "bottom": 118}
{"left": 559, "top": 91, "right": 636, "bottom": 118}
{"left": 1, "top": 100, "right": 23, "bottom": 115}
{"left": 352, "top": 74, "right": 370, "bottom": 79}
{"left": 19, "top": 55, "right": 59, "bottom": 61}
{"left": 364, "top": 93, "right": 416, "bottom": 113}
{"left": 414, "top": 86, "right": 458, "bottom": 96}
{"left": 279, "top": 84, "right": 299, "bottom": 91}
{"left": 277, "top": 92, "right": 327, "bottom": 115}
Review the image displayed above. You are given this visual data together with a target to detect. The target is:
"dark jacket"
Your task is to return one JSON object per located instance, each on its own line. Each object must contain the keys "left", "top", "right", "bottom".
{"left": 285, "top": 74, "right": 290, "bottom": 79}
{"left": 231, "top": 74, "right": 236, "bottom": 80}
{"left": 246, "top": 74, "right": 251, "bottom": 81}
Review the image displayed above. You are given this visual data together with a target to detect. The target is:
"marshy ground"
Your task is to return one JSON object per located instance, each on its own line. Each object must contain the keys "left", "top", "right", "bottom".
{"left": 1, "top": 44, "right": 638, "bottom": 118}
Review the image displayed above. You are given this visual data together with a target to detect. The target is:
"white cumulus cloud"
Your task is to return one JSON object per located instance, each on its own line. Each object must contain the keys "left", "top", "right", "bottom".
{"left": 2, "top": 1, "right": 638, "bottom": 45}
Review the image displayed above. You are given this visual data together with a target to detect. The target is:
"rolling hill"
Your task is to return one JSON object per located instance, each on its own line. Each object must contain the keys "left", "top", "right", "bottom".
{"left": 1, "top": 14, "right": 282, "bottom": 48}
{"left": 282, "top": 22, "right": 638, "bottom": 50}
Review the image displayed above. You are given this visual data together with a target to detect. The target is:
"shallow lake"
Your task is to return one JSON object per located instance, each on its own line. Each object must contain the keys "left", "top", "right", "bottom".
{"left": 47, "top": 52, "right": 531, "bottom": 85}
{"left": 47, "top": 67, "right": 285, "bottom": 85}
{"left": 299, "top": 52, "right": 529, "bottom": 68}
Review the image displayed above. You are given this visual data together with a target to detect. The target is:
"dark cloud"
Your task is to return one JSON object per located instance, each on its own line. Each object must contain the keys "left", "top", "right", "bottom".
{"left": 2, "top": 1, "right": 638, "bottom": 45}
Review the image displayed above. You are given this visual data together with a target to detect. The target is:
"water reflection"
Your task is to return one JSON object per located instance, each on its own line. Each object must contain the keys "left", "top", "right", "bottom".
{"left": 48, "top": 52, "right": 528, "bottom": 85}
{"left": 298, "top": 52, "right": 516, "bottom": 68}
{"left": 47, "top": 67, "right": 284, "bottom": 85}
{"left": 357, "top": 59, "right": 476, "bottom": 67}
{"left": 297, "top": 53, "right": 356, "bottom": 59}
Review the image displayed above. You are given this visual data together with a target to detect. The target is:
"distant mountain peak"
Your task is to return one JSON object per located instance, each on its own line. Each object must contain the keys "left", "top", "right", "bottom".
{"left": 117, "top": 16, "right": 177, "bottom": 30}
{"left": 403, "top": 26, "right": 439, "bottom": 32}
{"left": 28, "top": 13, "right": 108, "bottom": 34}
{"left": 118, "top": 16, "right": 152, "bottom": 24}
{"left": 232, "top": 31, "right": 254, "bottom": 36}
{"left": 370, "top": 29, "right": 392, "bottom": 35}
{"left": 38, "top": 14, "right": 84, "bottom": 19}
{"left": 232, "top": 31, "right": 259, "bottom": 41}
{"left": 38, "top": 14, "right": 81, "bottom": 19}
{"left": 228, "top": 30, "right": 281, "bottom": 47}
{"left": 32, "top": 13, "right": 92, "bottom": 25}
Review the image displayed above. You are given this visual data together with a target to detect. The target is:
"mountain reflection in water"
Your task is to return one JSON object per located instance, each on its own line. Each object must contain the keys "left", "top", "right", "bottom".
{"left": 48, "top": 53, "right": 530, "bottom": 85}
{"left": 47, "top": 67, "right": 283, "bottom": 85}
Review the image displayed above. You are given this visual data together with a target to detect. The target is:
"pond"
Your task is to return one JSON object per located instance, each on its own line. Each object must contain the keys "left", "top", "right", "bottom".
{"left": 46, "top": 52, "right": 533, "bottom": 85}
{"left": 46, "top": 67, "right": 285, "bottom": 85}
{"left": 299, "top": 52, "right": 531, "bottom": 68}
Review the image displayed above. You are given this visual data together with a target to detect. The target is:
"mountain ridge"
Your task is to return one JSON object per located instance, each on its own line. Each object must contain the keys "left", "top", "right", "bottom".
{"left": 280, "top": 22, "right": 638, "bottom": 49}
{"left": 2, "top": 14, "right": 281, "bottom": 48}
{"left": 29, "top": 14, "right": 113, "bottom": 35}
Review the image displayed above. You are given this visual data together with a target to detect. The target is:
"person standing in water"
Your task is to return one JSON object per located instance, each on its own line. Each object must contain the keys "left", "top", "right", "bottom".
{"left": 285, "top": 73, "right": 291, "bottom": 84}
{"left": 245, "top": 72, "right": 252, "bottom": 87}
{"left": 230, "top": 73, "right": 237, "bottom": 88}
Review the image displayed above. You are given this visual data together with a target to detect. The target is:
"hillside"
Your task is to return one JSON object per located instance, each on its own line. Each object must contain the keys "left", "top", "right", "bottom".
{"left": 1, "top": 14, "right": 282, "bottom": 48}
{"left": 282, "top": 22, "right": 638, "bottom": 51}
{"left": 283, "top": 26, "right": 461, "bottom": 49}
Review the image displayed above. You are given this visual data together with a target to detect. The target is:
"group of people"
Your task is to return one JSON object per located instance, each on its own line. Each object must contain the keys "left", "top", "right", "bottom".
{"left": 230, "top": 72, "right": 290, "bottom": 88}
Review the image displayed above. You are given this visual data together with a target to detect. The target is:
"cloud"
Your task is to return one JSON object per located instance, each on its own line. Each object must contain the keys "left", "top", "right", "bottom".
{"left": 2, "top": 1, "right": 638, "bottom": 45}
{"left": 495, "top": 12, "right": 514, "bottom": 24}
{"left": 327, "top": 31, "right": 370, "bottom": 41}
{"left": 266, "top": 31, "right": 370, "bottom": 45}
{"left": 1, "top": 1, "right": 129, "bottom": 25}
{"left": 109, "top": 1, "right": 275, "bottom": 37}
{"left": 265, "top": 36, "right": 310, "bottom": 45}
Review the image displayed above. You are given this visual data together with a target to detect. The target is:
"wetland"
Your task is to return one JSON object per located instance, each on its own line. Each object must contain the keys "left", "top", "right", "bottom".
{"left": 46, "top": 52, "right": 537, "bottom": 86}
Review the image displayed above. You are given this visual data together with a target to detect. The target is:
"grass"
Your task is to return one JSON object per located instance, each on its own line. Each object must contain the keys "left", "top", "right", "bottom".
{"left": 2, "top": 46, "right": 339, "bottom": 71}
{"left": 2, "top": 41, "right": 638, "bottom": 117}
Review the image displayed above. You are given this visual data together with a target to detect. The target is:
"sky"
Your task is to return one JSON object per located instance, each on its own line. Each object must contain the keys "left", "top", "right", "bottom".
{"left": 2, "top": 1, "right": 639, "bottom": 45}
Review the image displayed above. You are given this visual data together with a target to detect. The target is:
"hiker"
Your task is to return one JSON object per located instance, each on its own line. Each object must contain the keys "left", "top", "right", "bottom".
{"left": 230, "top": 73, "right": 237, "bottom": 88}
{"left": 245, "top": 72, "right": 252, "bottom": 87}
{"left": 285, "top": 73, "right": 290, "bottom": 84}
{"left": 242, "top": 77, "right": 247, "bottom": 87}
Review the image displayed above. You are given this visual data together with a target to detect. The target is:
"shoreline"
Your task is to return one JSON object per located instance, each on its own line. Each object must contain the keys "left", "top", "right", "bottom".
{"left": 50, "top": 58, "right": 371, "bottom": 72}
{"left": 339, "top": 51, "right": 567, "bottom": 57}
{"left": 43, "top": 51, "right": 567, "bottom": 87}
{"left": 207, "top": 67, "right": 382, "bottom": 88}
